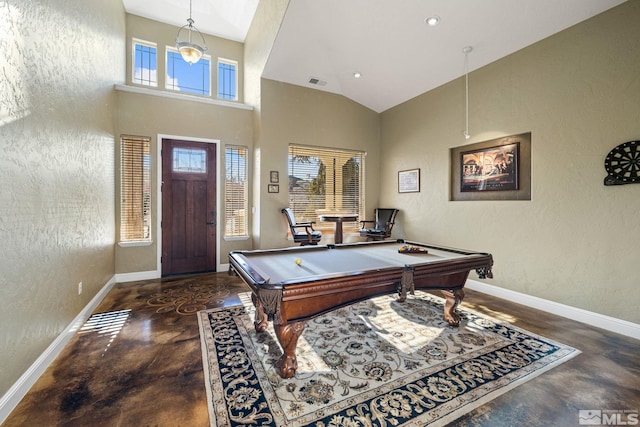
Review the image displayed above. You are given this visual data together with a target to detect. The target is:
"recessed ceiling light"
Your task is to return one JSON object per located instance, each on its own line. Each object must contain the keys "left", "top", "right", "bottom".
{"left": 353, "top": 72, "right": 362, "bottom": 79}
{"left": 425, "top": 15, "right": 440, "bottom": 26}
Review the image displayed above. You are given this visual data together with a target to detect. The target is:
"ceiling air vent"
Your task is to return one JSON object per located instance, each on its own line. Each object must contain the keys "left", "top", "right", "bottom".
{"left": 308, "top": 77, "right": 327, "bottom": 86}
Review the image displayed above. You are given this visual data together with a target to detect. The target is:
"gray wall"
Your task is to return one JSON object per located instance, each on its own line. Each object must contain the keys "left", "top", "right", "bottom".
{"left": 0, "top": 0, "right": 125, "bottom": 395}
{"left": 379, "top": 1, "right": 640, "bottom": 324}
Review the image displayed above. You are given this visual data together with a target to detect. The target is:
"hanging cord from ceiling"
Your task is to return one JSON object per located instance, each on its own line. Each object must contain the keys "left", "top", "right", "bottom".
{"left": 463, "top": 46, "right": 473, "bottom": 140}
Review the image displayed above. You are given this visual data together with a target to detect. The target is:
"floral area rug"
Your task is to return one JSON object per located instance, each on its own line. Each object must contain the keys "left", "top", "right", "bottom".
{"left": 197, "top": 291, "right": 580, "bottom": 426}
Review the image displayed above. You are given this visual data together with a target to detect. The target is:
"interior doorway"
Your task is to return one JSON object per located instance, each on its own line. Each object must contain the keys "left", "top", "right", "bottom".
{"left": 161, "top": 138, "right": 218, "bottom": 276}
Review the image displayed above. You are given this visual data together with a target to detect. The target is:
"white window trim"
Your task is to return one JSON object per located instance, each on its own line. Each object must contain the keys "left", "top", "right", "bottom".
{"left": 218, "top": 57, "right": 238, "bottom": 101}
{"left": 156, "top": 134, "right": 222, "bottom": 275}
{"left": 224, "top": 235, "right": 250, "bottom": 242}
{"left": 119, "top": 135, "right": 152, "bottom": 244}
{"left": 132, "top": 38, "right": 157, "bottom": 87}
{"left": 118, "top": 241, "right": 153, "bottom": 248}
{"left": 114, "top": 84, "right": 252, "bottom": 110}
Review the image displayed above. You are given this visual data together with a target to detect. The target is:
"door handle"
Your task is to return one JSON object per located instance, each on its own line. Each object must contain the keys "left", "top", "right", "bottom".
{"left": 207, "top": 211, "right": 216, "bottom": 226}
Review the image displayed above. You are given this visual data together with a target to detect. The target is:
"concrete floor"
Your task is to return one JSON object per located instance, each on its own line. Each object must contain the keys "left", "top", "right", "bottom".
{"left": 3, "top": 272, "right": 639, "bottom": 426}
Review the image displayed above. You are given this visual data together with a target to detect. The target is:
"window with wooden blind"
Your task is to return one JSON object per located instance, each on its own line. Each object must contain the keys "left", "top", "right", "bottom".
{"left": 120, "top": 135, "right": 151, "bottom": 243}
{"left": 288, "top": 145, "right": 364, "bottom": 233}
{"left": 225, "top": 145, "right": 248, "bottom": 237}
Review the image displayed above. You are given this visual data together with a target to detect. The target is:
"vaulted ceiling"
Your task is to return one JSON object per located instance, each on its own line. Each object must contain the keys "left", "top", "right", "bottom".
{"left": 123, "top": 0, "right": 626, "bottom": 112}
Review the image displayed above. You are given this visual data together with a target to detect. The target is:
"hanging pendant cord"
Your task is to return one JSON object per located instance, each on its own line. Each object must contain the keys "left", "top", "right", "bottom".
{"left": 463, "top": 46, "right": 472, "bottom": 139}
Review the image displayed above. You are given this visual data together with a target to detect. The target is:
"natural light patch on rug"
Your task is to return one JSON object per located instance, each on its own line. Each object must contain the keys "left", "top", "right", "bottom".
{"left": 198, "top": 291, "right": 580, "bottom": 427}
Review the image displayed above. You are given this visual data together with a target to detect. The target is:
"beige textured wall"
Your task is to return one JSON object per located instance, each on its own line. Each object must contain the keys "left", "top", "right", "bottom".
{"left": 243, "top": 0, "right": 290, "bottom": 248}
{"left": 243, "top": 0, "right": 289, "bottom": 107}
{"left": 115, "top": 14, "right": 253, "bottom": 273}
{"left": 0, "top": 0, "right": 124, "bottom": 395}
{"left": 257, "top": 79, "right": 381, "bottom": 249}
{"left": 115, "top": 91, "right": 254, "bottom": 273}
{"left": 380, "top": 1, "right": 640, "bottom": 323}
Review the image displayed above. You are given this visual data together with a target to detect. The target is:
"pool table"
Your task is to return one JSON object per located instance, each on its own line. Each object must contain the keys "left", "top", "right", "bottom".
{"left": 228, "top": 239, "right": 493, "bottom": 378}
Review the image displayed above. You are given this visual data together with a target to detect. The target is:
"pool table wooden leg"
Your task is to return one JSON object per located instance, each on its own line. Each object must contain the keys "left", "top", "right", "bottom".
{"left": 274, "top": 321, "right": 305, "bottom": 379}
{"left": 441, "top": 288, "right": 464, "bottom": 327}
{"left": 251, "top": 293, "right": 269, "bottom": 332}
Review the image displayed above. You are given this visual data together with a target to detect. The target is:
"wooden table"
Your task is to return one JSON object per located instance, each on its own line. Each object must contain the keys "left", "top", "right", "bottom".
{"left": 318, "top": 214, "right": 358, "bottom": 244}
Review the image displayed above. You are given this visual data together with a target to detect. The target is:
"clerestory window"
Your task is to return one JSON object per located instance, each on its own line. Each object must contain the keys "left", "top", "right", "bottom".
{"left": 132, "top": 39, "right": 157, "bottom": 87}
{"left": 165, "top": 47, "right": 211, "bottom": 96}
{"left": 218, "top": 58, "right": 237, "bottom": 101}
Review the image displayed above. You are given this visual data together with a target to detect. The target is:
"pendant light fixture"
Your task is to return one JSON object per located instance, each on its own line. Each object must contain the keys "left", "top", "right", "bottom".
{"left": 463, "top": 46, "right": 473, "bottom": 139}
{"left": 175, "top": 0, "right": 207, "bottom": 64}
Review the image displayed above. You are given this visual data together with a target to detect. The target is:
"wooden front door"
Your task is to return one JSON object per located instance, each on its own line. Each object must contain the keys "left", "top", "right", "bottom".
{"left": 162, "top": 139, "right": 217, "bottom": 276}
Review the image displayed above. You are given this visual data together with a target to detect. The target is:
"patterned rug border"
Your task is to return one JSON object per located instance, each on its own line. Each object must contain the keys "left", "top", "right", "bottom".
{"left": 198, "top": 292, "right": 581, "bottom": 426}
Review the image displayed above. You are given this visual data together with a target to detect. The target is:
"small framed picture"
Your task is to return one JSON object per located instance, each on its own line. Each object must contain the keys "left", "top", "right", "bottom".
{"left": 270, "top": 171, "right": 279, "bottom": 183}
{"left": 268, "top": 184, "right": 279, "bottom": 193}
{"left": 398, "top": 168, "right": 420, "bottom": 193}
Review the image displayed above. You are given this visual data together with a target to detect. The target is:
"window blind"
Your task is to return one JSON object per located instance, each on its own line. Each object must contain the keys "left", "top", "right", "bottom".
{"left": 288, "top": 145, "right": 364, "bottom": 232}
{"left": 120, "top": 136, "right": 151, "bottom": 242}
{"left": 225, "top": 146, "right": 248, "bottom": 237}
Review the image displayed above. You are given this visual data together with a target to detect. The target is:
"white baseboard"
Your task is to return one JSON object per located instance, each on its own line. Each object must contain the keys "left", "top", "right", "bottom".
{"left": 115, "top": 267, "right": 229, "bottom": 283}
{"left": 0, "top": 275, "right": 118, "bottom": 425}
{"left": 466, "top": 279, "right": 640, "bottom": 341}
{"left": 115, "top": 270, "right": 161, "bottom": 283}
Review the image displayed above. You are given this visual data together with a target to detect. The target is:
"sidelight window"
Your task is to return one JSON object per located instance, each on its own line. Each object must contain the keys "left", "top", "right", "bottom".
{"left": 120, "top": 135, "right": 151, "bottom": 243}
{"left": 225, "top": 146, "right": 248, "bottom": 238}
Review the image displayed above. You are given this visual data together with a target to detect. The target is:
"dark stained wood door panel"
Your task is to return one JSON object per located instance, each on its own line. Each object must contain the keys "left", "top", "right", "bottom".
{"left": 162, "top": 139, "right": 217, "bottom": 276}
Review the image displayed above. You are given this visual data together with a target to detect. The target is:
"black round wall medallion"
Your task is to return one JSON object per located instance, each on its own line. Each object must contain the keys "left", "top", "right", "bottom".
{"left": 604, "top": 140, "right": 640, "bottom": 186}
